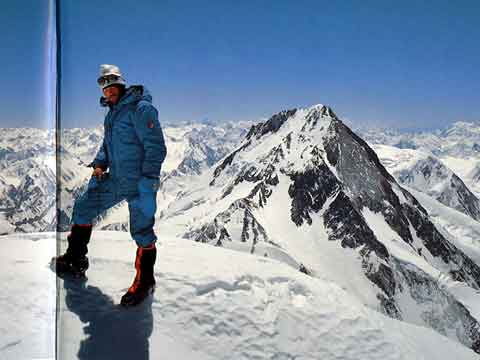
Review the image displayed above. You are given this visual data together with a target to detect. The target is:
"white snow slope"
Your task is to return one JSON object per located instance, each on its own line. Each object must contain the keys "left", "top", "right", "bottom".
{"left": 1, "top": 231, "right": 479, "bottom": 360}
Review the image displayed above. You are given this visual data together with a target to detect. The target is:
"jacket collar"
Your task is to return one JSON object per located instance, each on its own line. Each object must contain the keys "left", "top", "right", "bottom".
{"left": 100, "top": 85, "right": 152, "bottom": 110}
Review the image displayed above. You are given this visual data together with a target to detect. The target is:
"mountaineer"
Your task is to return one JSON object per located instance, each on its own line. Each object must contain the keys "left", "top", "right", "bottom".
{"left": 51, "top": 64, "right": 167, "bottom": 307}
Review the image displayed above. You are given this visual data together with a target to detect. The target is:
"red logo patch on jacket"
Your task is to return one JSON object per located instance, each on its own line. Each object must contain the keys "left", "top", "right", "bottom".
{"left": 147, "top": 119, "right": 154, "bottom": 129}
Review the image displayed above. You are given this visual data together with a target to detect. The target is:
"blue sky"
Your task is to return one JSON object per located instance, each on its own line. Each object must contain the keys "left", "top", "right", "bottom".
{"left": 2, "top": 1, "right": 479, "bottom": 130}
{"left": 0, "top": 2, "right": 49, "bottom": 128}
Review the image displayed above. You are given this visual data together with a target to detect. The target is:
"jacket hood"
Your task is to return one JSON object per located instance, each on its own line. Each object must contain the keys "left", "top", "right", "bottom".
{"left": 100, "top": 85, "right": 152, "bottom": 108}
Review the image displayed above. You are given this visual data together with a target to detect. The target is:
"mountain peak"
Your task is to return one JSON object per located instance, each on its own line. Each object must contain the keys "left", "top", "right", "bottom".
{"left": 245, "top": 108, "right": 298, "bottom": 141}
{"left": 174, "top": 104, "right": 480, "bottom": 353}
{"left": 245, "top": 104, "right": 339, "bottom": 143}
{"left": 212, "top": 104, "right": 342, "bottom": 184}
{"left": 305, "top": 103, "right": 338, "bottom": 120}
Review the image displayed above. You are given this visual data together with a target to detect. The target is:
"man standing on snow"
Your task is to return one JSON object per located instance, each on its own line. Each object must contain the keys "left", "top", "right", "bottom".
{"left": 51, "top": 64, "right": 167, "bottom": 307}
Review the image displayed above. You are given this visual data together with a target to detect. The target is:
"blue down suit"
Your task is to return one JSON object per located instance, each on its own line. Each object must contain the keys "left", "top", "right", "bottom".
{"left": 71, "top": 85, "right": 167, "bottom": 247}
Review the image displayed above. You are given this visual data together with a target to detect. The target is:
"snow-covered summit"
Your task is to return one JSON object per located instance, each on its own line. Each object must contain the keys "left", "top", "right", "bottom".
{"left": 2, "top": 231, "right": 479, "bottom": 360}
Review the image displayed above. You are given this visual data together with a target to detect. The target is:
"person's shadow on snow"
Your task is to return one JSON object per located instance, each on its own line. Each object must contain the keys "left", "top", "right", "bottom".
{"left": 61, "top": 278, "right": 154, "bottom": 360}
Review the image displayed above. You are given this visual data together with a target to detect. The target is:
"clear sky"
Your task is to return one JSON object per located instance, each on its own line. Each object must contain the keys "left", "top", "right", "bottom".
{"left": 2, "top": 1, "right": 480, "bottom": 130}
{"left": 0, "top": 2, "right": 49, "bottom": 128}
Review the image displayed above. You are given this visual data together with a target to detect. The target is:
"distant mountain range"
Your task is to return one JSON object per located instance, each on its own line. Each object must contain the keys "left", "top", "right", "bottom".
{"left": 0, "top": 121, "right": 251, "bottom": 233}
{"left": 1, "top": 109, "right": 480, "bottom": 354}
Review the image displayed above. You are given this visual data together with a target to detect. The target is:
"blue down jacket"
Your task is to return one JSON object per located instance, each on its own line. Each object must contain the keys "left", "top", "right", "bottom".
{"left": 74, "top": 85, "right": 167, "bottom": 246}
{"left": 87, "top": 85, "right": 167, "bottom": 196}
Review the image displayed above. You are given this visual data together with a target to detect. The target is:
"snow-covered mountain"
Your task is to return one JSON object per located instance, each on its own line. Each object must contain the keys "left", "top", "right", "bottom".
{"left": 3, "top": 108, "right": 480, "bottom": 355}
{"left": 2, "top": 231, "right": 479, "bottom": 360}
{"left": 439, "top": 121, "right": 480, "bottom": 157}
{"left": 162, "top": 120, "right": 252, "bottom": 176}
{"left": 372, "top": 144, "right": 480, "bottom": 221}
{"left": 0, "top": 128, "right": 56, "bottom": 233}
{"left": 159, "top": 105, "right": 480, "bottom": 353}
{"left": 358, "top": 121, "right": 480, "bottom": 158}
{"left": 358, "top": 121, "right": 480, "bottom": 197}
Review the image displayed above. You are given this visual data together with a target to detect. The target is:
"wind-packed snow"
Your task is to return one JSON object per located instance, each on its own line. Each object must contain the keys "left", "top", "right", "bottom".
{"left": 1, "top": 231, "right": 479, "bottom": 360}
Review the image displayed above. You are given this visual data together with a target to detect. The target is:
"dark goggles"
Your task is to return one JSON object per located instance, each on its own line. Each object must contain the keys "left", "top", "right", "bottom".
{"left": 97, "top": 74, "right": 120, "bottom": 87}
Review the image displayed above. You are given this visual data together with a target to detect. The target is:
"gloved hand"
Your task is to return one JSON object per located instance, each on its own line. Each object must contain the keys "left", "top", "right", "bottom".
{"left": 92, "top": 166, "right": 107, "bottom": 180}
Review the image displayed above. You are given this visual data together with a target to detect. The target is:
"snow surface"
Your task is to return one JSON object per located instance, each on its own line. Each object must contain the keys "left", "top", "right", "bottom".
{"left": 0, "top": 232, "right": 56, "bottom": 360}
{"left": 1, "top": 231, "right": 479, "bottom": 359}
{"left": 401, "top": 186, "right": 480, "bottom": 319}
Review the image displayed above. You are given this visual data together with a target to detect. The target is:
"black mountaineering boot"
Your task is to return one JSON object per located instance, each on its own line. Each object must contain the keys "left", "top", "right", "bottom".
{"left": 51, "top": 224, "right": 92, "bottom": 279}
{"left": 120, "top": 243, "right": 157, "bottom": 307}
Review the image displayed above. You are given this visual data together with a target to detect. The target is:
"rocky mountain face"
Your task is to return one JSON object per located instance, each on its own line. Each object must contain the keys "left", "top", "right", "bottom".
{"left": 372, "top": 145, "right": 480, "bottom": 222}
{"left": 162, "top": 105, "right": 480, "bottom": 353}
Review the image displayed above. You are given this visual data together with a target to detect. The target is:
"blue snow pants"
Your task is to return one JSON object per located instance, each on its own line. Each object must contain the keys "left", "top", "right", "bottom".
{"left": 71, "top": 173, "right": 158, "bottom": 247}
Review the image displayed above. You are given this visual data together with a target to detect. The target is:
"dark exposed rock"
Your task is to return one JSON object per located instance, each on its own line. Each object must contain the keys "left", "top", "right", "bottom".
{"left": 377, "top": 293, "right": 402, "bottom": 319}
{"left": 299, "top": 263, "right": 312, "bottom": 275}
{"left": 184, "top": 199, "right": 268, "bottom": 251}
{"left": 325, "top": 119, "right": 397, "bottom": 184}
{"left": 301, "top": 105, "right": 338, "bottom": 132}
{"left": 324, "top": 192, "right": 389, "bottom": 259}
{"left": 246, "top": 109, "right": 297, "bottom": 141}
{"left": 287, "top": 161, "right": 339, "bottom": 226}
{"left": 247, "top": 182, "right": 274, "bottom": 207}
{"left": 444, "top": 174, "right": 480, "bottom": 220}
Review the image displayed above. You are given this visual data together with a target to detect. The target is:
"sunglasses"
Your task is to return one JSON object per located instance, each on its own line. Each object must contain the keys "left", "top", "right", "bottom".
{"left": 97, "top": 74, "right": 120, "bottom": 87}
